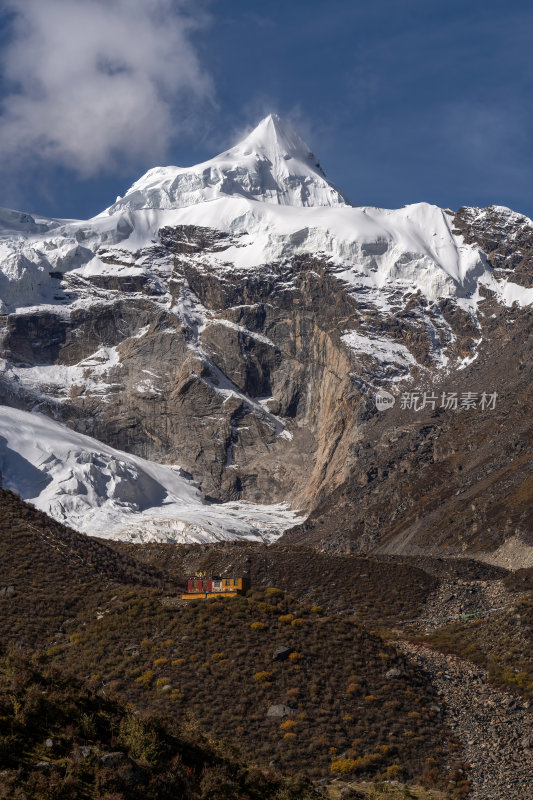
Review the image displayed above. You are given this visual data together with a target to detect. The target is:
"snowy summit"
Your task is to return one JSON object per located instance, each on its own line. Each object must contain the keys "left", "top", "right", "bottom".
{"left": 105, "top": 114, "right": 349, "bottom": 213}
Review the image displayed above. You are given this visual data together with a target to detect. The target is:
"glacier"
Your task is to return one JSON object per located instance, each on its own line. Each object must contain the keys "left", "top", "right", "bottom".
{"left": 0, "top": 405, "right": 302, "bottom": 542}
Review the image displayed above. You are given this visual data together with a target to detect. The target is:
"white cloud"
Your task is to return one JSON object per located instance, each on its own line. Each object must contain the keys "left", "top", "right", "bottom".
{"left": 0, "top": 0, "right": 213, "bottom": 176}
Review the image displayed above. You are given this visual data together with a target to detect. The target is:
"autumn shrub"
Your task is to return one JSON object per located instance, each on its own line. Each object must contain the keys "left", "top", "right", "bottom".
{"left": 135, "top": 670, "right": 154, "bottom": 688}
{"left": 211, "top": 652, "right": 226, "bottom": 662}
{"left": 253, "top": 671, "right": 272, "bottom": 683}
{"left": 280, "top": 719, "right": 298, "bottom": 732}
{"left": 386, "top": 764, "right": 403, "bottom": 778}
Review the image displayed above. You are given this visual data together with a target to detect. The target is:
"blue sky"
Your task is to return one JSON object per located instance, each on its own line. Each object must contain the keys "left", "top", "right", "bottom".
{"left": 0, "top": 0, "right": 532, "bottom": 219}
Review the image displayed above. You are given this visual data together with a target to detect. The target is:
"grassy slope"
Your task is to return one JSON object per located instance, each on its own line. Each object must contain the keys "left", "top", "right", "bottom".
{"left": 115, "top": 541, "right": 440, "bottom": 627}
{"left": 44, "top": 587, "right": 459, "bottom": 784}
{"left": 0, "top": 490, "right": 469, "bottom": 795}
{"left": 0, "top": 487, "right": 168, "bottom": 648}
{"left": 0, "top": 651, "right": 318, "bottom": 800}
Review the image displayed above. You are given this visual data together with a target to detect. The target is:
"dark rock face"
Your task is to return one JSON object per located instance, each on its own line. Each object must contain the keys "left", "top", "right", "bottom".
{"left": 1, "top": 311, "right": 68, "bottom": 365}
{"left": 454, "top": 205, "right": 533, "bottom": 288}
{"left": 0, "top": 214, "right": 531, "bottom": 560}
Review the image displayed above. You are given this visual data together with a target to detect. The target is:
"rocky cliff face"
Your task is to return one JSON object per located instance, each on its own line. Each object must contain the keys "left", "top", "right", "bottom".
{"left": 0, "top": 117, "right": 531, "bottom": 559}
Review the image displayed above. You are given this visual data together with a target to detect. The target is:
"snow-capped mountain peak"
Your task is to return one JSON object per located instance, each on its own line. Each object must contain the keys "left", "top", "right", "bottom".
{"left": 104, "top": 114, "right": 349, "bottom": 214}
{"left": 0, "top": 113, "right": 532, "bottom": 549}
{"left": 225, "top": 113, "right": 323, "bottom": 169}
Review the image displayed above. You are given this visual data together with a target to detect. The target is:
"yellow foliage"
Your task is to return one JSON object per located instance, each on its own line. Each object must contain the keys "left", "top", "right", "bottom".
{"left": 283, "top": 732, "right": 296, "bottom": 739}
{"left": 288, "top": 651, "right": 301, "bottom": 660}
{"left": 211, "top": 652, "right": 226, "bottom": 661}
{"left": 278, "top": 614, "right": 294, "bottom": 624}
{"left": 250, "top": 621, "right": 266, "bottom": 630}
{"left": 45, "top": 645, "right": 64, "bottom": 658}
{"left": 310, "top": 605, "right": 323, "bottom": 614}
{"left": 172, "top": 658, "right": 185, "bottom": 667}
{"left": 69, "top": 633, "right": 83, "bottom": 644}
{"left": 386, "top": 765, "right": 402, "bottom": 778}
{"left": 265, "top": 587, "right": 283, "bottom": 596}
{"left": 291, "top": 618, "right": 305, "bottom": 628}
{"left": 347, "top": 683, "right": 360, "bottom": 694}
{"left": 330, "top": 758, "right": 357, "bottom": 774}
{"left": 330, "top": 751, "right": 383, "bottom": 774}
{"left": 153, "top": 657, "right": 168, "bottom": 667}
{"left": 279, "top": 719, "right": 297, "bottom": 731}
{"left": 253, "top": 671, "right": 272, "bottom": 683}
{"left": 135, "top": 669, "right": 154, "bottom": 688}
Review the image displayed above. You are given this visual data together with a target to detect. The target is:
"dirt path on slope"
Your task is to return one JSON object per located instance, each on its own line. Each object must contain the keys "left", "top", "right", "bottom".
{"left": 397, "top": 641, "right": 533, "bottom": 800}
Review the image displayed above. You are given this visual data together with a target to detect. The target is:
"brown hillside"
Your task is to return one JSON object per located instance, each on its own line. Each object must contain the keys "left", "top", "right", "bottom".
{"left": 0, "top": 487, "right": 171, "bottom": 648}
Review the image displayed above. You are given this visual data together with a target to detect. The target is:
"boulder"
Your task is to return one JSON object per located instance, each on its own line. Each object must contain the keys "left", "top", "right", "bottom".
{"left": 272, "top": 645, "right": 292, "bottom": 662}
{"left": 385, "top": 667, "right": 403, "bottom": 679}
{"left": 99, "top": 751, "right": 132, "bottom": 768}
{"left": 72, "top": 745, "right": 92, "bottom": 762}
{"left": 266, "top": 704, "right": 294, "bottom": 719}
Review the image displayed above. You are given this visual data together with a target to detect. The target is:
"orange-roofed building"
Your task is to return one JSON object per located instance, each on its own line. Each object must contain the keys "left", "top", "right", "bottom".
{"left": 181, "top": 575, "right": 246, "bottom": 600}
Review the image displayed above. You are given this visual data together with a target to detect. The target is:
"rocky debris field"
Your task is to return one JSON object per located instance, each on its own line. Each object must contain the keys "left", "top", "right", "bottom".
{"left": 398, "top": 641, "right": 533, "bottom": 800}
{"left": 403, "top": 575, "right": 518, "bottom": 633}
